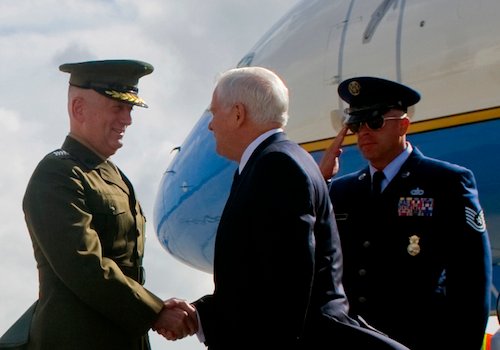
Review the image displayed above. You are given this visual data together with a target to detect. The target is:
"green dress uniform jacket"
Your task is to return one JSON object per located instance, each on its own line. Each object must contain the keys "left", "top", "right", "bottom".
{"left": 22, "top": 136, "right": 164, "bottom": 350}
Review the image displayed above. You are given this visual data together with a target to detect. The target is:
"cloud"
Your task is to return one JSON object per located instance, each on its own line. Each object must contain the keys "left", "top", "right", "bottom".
{"left": 0, "top": 1, "right": 298, "bottom": 349}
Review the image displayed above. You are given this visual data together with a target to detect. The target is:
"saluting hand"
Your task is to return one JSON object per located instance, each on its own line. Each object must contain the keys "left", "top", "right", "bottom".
{"left": 318, "top": 126, "right": 348, "bottom": 180}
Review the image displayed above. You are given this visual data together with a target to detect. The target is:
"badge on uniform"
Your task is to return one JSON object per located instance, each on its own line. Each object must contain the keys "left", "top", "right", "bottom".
{"left": 407, "top": 235, "right": 421, "bottom": 256}
{"left": 398, "top": 197, "right": 434, "bottom": 216}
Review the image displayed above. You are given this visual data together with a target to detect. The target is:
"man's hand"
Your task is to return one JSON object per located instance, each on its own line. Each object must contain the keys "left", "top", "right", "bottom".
{"left": 318, "top": 126, "right": 348, "bottom": 180}
{"left": 153, "top": 298, "right": 198, "bottom": 341}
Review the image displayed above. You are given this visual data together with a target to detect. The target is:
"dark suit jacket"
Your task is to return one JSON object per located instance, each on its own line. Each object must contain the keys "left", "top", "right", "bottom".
{"left": 330, "top": 147, "right": 492, "bottom": 350}
{"left": 194, "top": 132, "right": 410, "bottom": 350}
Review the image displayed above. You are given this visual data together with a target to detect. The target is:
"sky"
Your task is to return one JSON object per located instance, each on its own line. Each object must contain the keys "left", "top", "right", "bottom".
{"left": 0, "top": 1, "right": 299, "bottom": 349}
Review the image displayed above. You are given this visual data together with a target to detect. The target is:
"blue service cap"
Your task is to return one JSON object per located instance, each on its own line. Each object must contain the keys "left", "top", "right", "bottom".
{"left": 338, "top": 76, "right": 420, "bottom": 123}
{"left": 59, "top": 59, "right": 154, "bottom": 108}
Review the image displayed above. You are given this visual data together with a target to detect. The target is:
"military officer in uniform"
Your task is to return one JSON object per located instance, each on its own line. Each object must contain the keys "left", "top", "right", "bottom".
{"left": 21, "top": 60, "right": 197, "bottom": 350}
{"left": 319, "top": 76, "right": 492, "bottom": 350}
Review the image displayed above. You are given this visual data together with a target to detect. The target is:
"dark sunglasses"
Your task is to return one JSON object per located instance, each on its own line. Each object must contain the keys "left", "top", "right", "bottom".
{"left": 345, "top": 109, "right": 407, "bottom": 133}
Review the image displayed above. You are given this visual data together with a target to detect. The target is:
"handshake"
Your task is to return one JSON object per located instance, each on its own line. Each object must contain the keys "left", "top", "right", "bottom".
{"left": 152, "top": 298, "right": 199, "bottom": 341}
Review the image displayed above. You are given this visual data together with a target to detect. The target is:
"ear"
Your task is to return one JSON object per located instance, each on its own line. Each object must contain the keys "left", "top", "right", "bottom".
{"left": 233, "top": 103, "right": 246, "bottom": 127}
{"left": 70, "top": 96, "right": 86, "bottom": 123}
{"left": 399, "top": 117, "right": 410, "bottom": 136}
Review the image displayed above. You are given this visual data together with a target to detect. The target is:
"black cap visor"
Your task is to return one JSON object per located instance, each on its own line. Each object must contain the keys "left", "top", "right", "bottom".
{"left": 344, "top": 104, "right": 406, "bottom": 124}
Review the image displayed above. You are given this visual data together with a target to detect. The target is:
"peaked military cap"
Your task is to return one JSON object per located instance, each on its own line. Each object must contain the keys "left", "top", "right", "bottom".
{"left": 59, "top": 59, "right": 154, "bottom": 108}
{"left": 338, "top": 76, "right": 420, "bottom": 123}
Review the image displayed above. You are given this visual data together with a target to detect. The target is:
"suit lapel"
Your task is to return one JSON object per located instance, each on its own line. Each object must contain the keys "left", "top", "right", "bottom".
{"left": 239, "top": 132, "right": 286, "bottom": 179}
{"left": 62, "top": 135, "right": 131, "bottom": 195}
{"left": 97, "top": 161, "right": 131, "bottom": 195}
{"left": 222, "top": 132, "right": 287, "bottom": 221}
{"left": 357, "top": 167, "right": 372, "bottom": 195}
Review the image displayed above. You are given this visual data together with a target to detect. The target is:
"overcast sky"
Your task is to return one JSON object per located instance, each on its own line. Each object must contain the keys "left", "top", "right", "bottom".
{"left": 0, "top": 1, "right": 299, "bottom": 349}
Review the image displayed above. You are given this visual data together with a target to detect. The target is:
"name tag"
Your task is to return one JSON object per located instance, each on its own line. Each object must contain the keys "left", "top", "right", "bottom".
{"left": 335, "top": 213, "right": 349, "bottom": 221}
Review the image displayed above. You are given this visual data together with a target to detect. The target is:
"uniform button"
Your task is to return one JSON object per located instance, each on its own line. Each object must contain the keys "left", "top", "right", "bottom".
{"left": 358, "top": 296, "right": 367, "bottom": 303}
{"left": 358, "top": 269, "right": 367, "bottom": 276}
{"left": 363, "top": 241, "right": 370, "bottom": 248}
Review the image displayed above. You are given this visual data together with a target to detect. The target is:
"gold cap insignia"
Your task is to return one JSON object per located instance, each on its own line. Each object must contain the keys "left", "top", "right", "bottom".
{"left": 105, "top": 90, "right": 147, "bottom": 108}
{"left": 348, "top": 81, "right": 361, "bottom": 96}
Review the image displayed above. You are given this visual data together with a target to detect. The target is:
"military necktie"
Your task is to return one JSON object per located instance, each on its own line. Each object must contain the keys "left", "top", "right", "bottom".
{"left": 372, "top": 170, "right": 385, "bottom": 195}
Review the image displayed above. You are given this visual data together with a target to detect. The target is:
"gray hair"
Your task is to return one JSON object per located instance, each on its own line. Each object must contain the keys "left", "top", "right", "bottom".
{"left": 214, "top": 67, "right": 289, "bottom": 127}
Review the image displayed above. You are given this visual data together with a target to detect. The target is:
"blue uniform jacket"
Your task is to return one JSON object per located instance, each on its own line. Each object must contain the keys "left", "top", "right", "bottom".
{"left": 330, "top": 147, "right": 492, "bottom": 350}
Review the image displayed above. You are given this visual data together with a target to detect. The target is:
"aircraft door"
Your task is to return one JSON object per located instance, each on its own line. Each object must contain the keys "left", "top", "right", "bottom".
{"left": 328, "top": 0, "right": 403, "bottom": 88}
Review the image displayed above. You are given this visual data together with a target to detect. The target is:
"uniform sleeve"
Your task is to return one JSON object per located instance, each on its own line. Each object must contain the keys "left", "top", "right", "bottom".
{"left": 23, "top": 157, "right": 163, "bottom": 335}
{"left": 445, "top": 167, "right": 492, "bottom": 348}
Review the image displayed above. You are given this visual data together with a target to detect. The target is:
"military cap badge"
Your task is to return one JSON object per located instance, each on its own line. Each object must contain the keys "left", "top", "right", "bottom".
{"left": 59, "top": 59, "right": 154, "bottom": 108}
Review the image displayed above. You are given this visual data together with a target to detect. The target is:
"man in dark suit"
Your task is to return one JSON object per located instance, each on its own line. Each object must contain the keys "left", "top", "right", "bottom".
{"left": 320, "top": 76, "right": 492, "bottom": 350}
{"left": 19, "top": 60, "right": 196, "bottom": 350}
{"left": 156, "top": 67, "right": 409, "bottom": 349}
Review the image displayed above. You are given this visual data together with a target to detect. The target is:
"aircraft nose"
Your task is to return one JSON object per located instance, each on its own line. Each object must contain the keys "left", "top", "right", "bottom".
{"left": 153, "top": 109, "right": 237, "bottom": 272}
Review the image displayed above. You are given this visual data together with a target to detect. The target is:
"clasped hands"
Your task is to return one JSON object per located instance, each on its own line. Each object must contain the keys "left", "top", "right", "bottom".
{"left": 153, "top": 298, "right": 198, "bottom": 341}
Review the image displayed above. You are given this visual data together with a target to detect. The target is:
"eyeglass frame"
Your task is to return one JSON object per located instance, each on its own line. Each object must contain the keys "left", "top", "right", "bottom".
{"left": 344, "top": 111, "right": 408, "bottom": 134}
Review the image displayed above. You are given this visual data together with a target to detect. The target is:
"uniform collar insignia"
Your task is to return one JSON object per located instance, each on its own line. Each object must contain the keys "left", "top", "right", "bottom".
{"left": 52, "top": 150, "right": 69, "bottom": 157}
